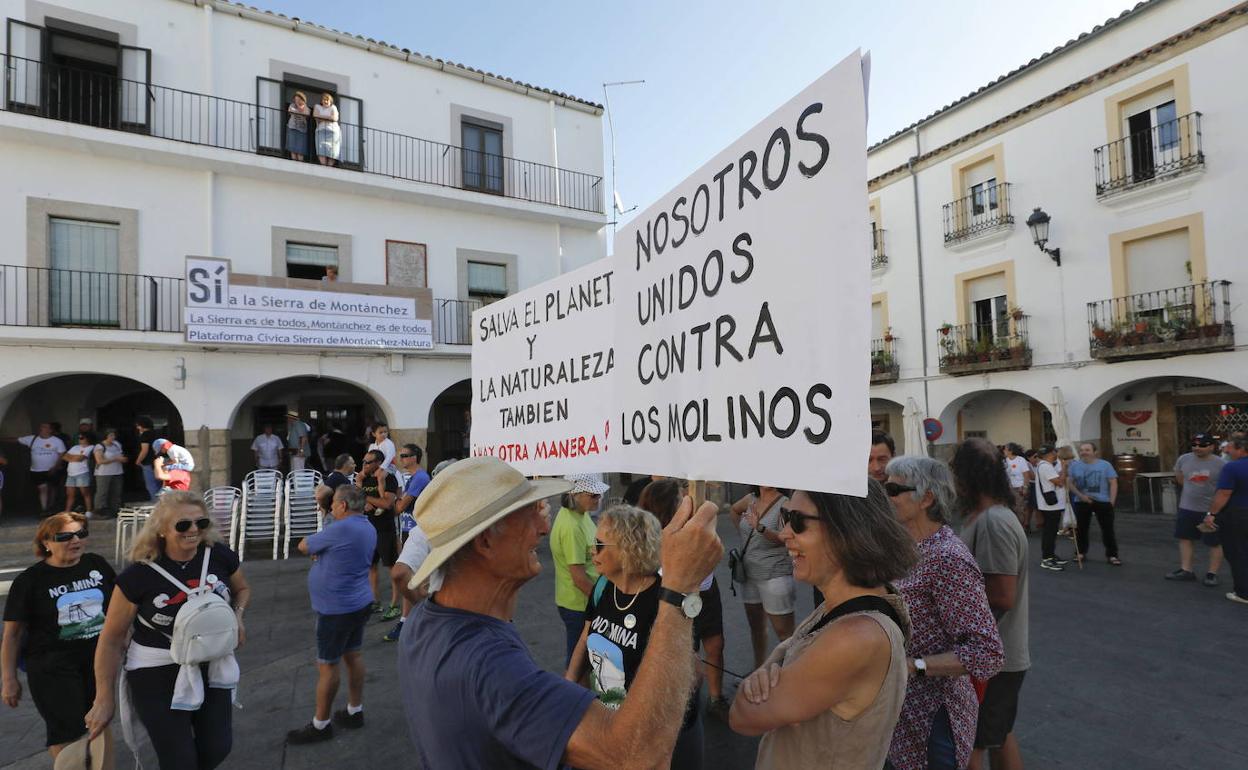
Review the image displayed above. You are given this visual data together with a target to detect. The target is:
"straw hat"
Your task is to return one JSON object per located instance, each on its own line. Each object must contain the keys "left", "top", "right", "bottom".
{"left": 408, "top": 457, "right": 570, "bottom": 589}
{"left": 54, "top": 729, "right": 113, "bottom": 770}
{"left": 285, "top": 410, "right": 300, "bottom": 419}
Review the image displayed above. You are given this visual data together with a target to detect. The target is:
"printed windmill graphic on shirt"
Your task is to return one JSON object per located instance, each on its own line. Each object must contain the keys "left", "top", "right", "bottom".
{"left": 587, "top": 634, "right": 628, "bottom": 708}
{"left": 56, "top": 578, "right": 107, "bottom": 641}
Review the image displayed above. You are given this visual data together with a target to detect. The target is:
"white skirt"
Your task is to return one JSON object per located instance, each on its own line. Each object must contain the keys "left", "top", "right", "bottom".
{"left": 316, "top": 123, "right": 341, "bottom": 159}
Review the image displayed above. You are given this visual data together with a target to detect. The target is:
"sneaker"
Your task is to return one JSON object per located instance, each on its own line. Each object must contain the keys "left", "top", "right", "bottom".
{"left": 1040, "top": 558, "right": 1065, "bottom": 572}
{"left": 333, "top": 708, "right": 364, "bottom": 729}
{"left": 369, "top": 601, "right": 381, "bottom": 614}
{"left": 706, "top": 696, "right": 730, "bottom": 722}
{"left": 1051, "top": 557, "right": 1070, "bottom": 567}
{"left": 1165, "top": 569, "right": 1197, "bottom": 582}
{"left": 381, "top": 604, "right": 401, "bottom": 621}
{"left": 382, "top": 622, "right": 403, "bottom": 642}
{"left": 1203, "top": 573, "right": 1220, "bottom": 587}
{"left": 84, "top": 511, "right": 94, "bottom": 519}
{"left": 1226, "top": 592, "right": 1248, "bottom": 605}
{"left": 286, "top": 722, "right": 333, "bottom": 744}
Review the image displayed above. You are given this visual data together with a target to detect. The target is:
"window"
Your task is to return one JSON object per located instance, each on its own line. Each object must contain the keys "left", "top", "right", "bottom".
{"left": 970, "top": 178, "right": 998, "bottom": 216}
{"left": 48, "top": 217, "right": 119, "bottom": 326}
{"left": 966, "top": 272, "right": 1008, "bottom": 343}
{"left": 1125, "top": 229, "right": 1191, "bottom": 321}
{"left": 462, "top": 118, "right": 504, "bottom": 194}
{"left": 285, "top": 242, "right": 338, "bottom": 281}
{"left": 467, "top": 261, "right": 508, "bottom": 305}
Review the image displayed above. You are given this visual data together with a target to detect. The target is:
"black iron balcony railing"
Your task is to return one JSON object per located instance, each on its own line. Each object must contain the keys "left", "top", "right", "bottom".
{"left": 870, "top": 336, "right": 898, "bottom": 383}
{"left": 871, "top": 227, "right": 887, "bottom": 269}
{"left": 0, "top": 264, "right": 184, "bottom": 332}
{"left": 937, "top": 315, "right": 1031, "bottom": 375}
{"left": 1094, "top": 112, "right": 1204, "bottom": 197}
{"left": 433, "top": 298, "right": 484, "bottom": 345}
{"left": 943, "top": 182, "right": 1013, "bottom": 244}
{"left": 1088, "top": 280, "right": 1233, "bottom": 361}
{"left": 2, "top": 55, "right": 604, "bottom": 214}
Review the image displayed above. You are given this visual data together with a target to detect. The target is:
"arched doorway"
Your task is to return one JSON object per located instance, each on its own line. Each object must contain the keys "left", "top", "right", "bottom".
{"left": 0, "top": 374, "right": 184, "bottom": 515}
{"left": 426, "top": 379, "right": 471, "bottom": 468}
{"left": 227, "top": 376, "right": 388, "bottom": 487}
{"left": 870, "top": 398, "right": 906, "bottom": 452}
{"left": 937, "top": 389, "right": 1055, "bottom": 449}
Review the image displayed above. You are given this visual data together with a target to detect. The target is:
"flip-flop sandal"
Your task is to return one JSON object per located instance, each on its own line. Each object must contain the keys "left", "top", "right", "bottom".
{"left": 1108, "top": 557, "right": 1123, "bottom": 566}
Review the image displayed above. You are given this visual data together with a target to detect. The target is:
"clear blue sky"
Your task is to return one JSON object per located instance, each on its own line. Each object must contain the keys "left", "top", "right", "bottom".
{"left": 261, "top": 0, "right": 1135, "bottom": 231}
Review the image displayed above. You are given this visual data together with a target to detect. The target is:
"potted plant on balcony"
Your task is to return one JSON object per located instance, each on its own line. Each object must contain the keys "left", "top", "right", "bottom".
{"left": 938, "top": 322, "right": 953, "bottom": 336}
{"left": 883, "top": 327, "right": 895, "bottom": 343}
{"left": 1091, "top": 324, "right": 1109, "bottom": 342}
{"left": 1200, "top": 321, "right": 1225, "bottom": 339}
{"left": 1008, "top": 305, "right": 1025, "bottom": 321}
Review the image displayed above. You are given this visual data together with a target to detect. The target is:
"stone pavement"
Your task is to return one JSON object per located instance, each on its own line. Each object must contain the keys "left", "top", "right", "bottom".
{"left": 2, "top": 511, "right": 1246, "bottom": 769}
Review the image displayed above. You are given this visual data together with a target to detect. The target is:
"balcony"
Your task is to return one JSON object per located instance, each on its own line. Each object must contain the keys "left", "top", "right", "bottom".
{"left": 937, "top": 316, "right": 1032, "bottom": 376}
{"left": 871, "top": 227, "right": 888, "bottom": 270}
{"left": 943, "top": 182, "right": 1014, "bottom": 245}
{"left": 1, "top": 55, "right": 603, "bottom": 214}
{"left": 870, "top": 336, "right": 899, "bottom": 384}
{"left": 1088, "top": 280, "right": 1233, "bottom": 361}
{"left": 1094, "top": 112, "right": 1203, "bottom": 198}
{"left": 432, "top": 298, "right": 482, "bottom": 345}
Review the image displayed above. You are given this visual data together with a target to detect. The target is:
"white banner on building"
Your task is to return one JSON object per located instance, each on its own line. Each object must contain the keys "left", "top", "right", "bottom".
{"left": 610, "top": 51, "right": 871, "bottom": 495}
{"left": 469, "top": 259, "right": 615, "bottom": 472}
{"left": 184, "top": 257, "right": 432, "bottom": 350}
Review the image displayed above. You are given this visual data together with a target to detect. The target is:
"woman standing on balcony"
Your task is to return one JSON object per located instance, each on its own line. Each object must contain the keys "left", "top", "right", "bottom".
{"left": 286, "top": 91, "right": 310, "bottom": 161}
{"left": 314, "top": 92, "right": 341, "bottom": 167}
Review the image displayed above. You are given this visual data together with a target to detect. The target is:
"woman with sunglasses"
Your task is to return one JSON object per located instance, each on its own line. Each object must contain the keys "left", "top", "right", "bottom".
{"left": 730, "top": 485, "right": 796, "bottom": 669}
{"left": 883, "top": 457, "right": 1003, "bottom": 770}
{"left": 86, "top": 491, "right": 250, "bottom": 769}
{"left": 729, "top": 483, "right": 916, "bottom": 769}
{"left": 565, "top": 504, "right": 704, "bottom": 769}
{"left": 2, "top": 513, "right": 114, "bottom": 760}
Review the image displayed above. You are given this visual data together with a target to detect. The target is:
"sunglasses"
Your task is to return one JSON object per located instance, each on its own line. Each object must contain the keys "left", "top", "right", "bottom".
{"left": 174, "top": 517, "right": 213, "bottom": 533}
{"left": 884, "top": 482, "right": 917, "bottom": 497}
{"left": 1193, "top": 442, "right": 1214, "bottom": 448}
{"left": 594, "top": 539, "right": 615, "bottom": 553}
{"left": 399, "top": 453, "right": 415, "bottom": 459}
{"left": 52, "top": 528, "right": 89, "bottom": 542}
{"left": 779, "top": 507, "right": 820, "bottom": 534}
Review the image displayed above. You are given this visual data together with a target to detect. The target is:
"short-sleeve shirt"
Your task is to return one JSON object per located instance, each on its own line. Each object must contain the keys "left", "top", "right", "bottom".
{"left": 251, "top": 434, "right": 283, "bottom": 467}
{"left": 369, "top": 439, "right": 397, "bottom": 474}
{"left": 3, "top": 553, "right": 115, "bottom": 660}
{"left": 959, "top": 505, "right": 1030, "bottom": 672}
{"left": 358, "top": 471, "right": 400, "bottom": 534}
{"left": 137, "top": 430, "right": 158, "bottom": 466}
{"left": 305, "top": 514, "right": 375, "bottom": 615}
{"left": 1068, "top": 459, "right": 1118, "bottom": 503}
{"left": 287, "top": 103, "right": 309, "bottom": 131}
{"left": 287, "top": 421, "right": 311, "bottom": 453}
{"left": 324, "top": 471, "right": 351, "bottom": 492}
{"left": 116, "top": 542, "right": 239, "bottom": 649}
{"left": 65, "top": 444, "right": 97, "bottom": 477}
{"left": 1174, "top": 453, "right": 1227, "bottom": 511}
{"left": 163, "top": 444, "right": 195, "bottom": 471}
{"left": 551, "top": 507, "right": 599, "bottom": 611}
{"left": 1216, "top": 458, "right": 1248, "bottom": 508}
{"left": 402, "top": 469, "right": 432, "bottom": 512}
{"left": 95, "top": 441, "right": 125, "bottom": 476}
{"left": 738, "top": 495, "right": 793, "bottom": 581}
{"left": 1035, "top": 460, "right": 1066, "bottom": 511}
{"left": 399, "top": 599, "right": 596, "bottom": 770}
{"left": 19, "top": 435, "right": 67, "bottom": 473}
{"left": 1003, "top": 456, "right": 1029, "bottom": 488}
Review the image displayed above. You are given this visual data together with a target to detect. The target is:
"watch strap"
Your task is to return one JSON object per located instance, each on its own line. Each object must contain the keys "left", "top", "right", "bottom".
{"left": 659, "top": 588, "right": 688, "bottom": 611}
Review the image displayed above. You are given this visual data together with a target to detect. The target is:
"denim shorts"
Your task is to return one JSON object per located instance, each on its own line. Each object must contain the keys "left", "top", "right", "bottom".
{"left": 315, "top": 605, "right": 372, "bottom": 664}
{"left": 66, "top": 473, "right": 92, "bottom": 488}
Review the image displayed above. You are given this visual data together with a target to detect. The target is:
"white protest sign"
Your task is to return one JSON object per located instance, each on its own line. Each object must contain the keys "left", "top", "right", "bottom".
{"left": 610, "top": 51, "right": 870, "bottom": 495}
{"left": 184, "top": 257, "right": 432, "bottom": 350}
{"left": 469, "top": 259, "right": 615, "bottom": 472}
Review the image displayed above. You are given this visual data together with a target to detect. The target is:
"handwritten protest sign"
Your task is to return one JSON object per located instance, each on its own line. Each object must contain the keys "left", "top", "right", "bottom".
{"left": 470, "top": 259, "right": 616, "bottom": 473}
{"left": 610, "top": 51, "right": 870, "bottom": 495}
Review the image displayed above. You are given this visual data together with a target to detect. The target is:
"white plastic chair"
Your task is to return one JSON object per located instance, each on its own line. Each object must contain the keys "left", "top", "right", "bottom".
{"left": 282, "top": 469, "right": 324, "bottom": 559}
{"left": 202, "top": 487, "right": 242, "bottom": 549}
{"left": 239, "top": 469, "right": 283, "bottom": 561}
{"left": 114, "top": 505, "right": 154, "bottom": 565}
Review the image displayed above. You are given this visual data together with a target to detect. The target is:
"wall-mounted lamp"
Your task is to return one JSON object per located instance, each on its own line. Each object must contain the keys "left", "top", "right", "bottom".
{"left": 1026, "top": 207, "right": 1061, "bottom": 266}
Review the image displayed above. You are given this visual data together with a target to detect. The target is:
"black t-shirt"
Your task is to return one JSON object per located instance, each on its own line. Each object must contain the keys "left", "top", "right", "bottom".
{"left": 138, "top": 429, "right": 158, "bottom": 466}
{"left": 324, "top": 471, "right": 351, "bottom": 492}
{"left": 2, "top": 553, "right": 115, "bottom": 660}
{"left": 115, "top": 542, "right": 240, "bottom": 649}
{"left": 358, "top": 472, "right": 400, "bottom": 532}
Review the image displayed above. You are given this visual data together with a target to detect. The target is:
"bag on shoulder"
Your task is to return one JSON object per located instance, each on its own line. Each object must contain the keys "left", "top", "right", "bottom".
{"left": 727, "top": 547, "right": 747, "bottom": 585}
{"left": 140, "top": 547, "right": 238, "bottom": 665}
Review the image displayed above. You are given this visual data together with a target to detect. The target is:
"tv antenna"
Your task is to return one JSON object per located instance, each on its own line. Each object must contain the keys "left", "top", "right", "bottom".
{"left": 603, "top": 80, "right": 645, "bottom": 236}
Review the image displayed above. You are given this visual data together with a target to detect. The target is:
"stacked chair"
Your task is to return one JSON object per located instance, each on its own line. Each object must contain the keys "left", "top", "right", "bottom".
{"left": 238, "top": 469, "right": 283, "bottom": 561}
{"left": 202, "top": 486, "right": 242, "bottom": 549}
{"left": 281, "top": 469, "right": 324, "bottom": 558}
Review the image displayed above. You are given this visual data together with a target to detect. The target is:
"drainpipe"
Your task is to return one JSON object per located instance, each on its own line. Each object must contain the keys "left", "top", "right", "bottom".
{"left": 908, "top": 127, "right": 932, "bottom": 424}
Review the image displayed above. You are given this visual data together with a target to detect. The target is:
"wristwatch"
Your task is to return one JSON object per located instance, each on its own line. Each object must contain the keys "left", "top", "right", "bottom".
{"left": 659, "top": 588, "right": 703, "bottom": 620}
{"left": 913, "top": 657, "right": 928, "bottom": 677}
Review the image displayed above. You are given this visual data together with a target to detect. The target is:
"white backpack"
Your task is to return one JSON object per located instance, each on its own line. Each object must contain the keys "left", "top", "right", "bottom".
{"left": 140, "top": 549, "right": 238, "bottom": 665}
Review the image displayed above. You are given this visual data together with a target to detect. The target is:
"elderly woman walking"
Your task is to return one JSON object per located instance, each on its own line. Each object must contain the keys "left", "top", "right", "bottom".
{"left": 885, "top": 456, "right": 1004, "bottom": 770}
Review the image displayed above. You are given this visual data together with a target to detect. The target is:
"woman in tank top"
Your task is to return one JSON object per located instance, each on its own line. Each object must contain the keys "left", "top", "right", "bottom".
{"left": 729, "top": 481, "right": 917, "bottom": 769}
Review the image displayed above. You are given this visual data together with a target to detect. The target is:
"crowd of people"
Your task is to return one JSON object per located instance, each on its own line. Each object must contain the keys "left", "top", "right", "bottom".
{"left": 3, "top": 422, "right": 1247, "bottom": 769}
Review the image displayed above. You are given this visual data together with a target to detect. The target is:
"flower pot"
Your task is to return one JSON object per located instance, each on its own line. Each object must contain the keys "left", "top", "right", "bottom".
{"left": 1134, "top": 321, "right": 1148, "bottom": 333}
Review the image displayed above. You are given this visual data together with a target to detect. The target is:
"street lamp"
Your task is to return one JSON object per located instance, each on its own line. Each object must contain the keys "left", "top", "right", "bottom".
{"left": 1026, "top": 207, "right": 1061, "bottom": 266}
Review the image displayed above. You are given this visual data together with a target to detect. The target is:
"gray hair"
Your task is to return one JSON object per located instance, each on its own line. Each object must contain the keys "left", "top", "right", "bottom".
{"left": 885, "top": 455, "right": 956, "bottom": 523}
{"left": 334, "top": 484, "right": 366, "bottom": 514}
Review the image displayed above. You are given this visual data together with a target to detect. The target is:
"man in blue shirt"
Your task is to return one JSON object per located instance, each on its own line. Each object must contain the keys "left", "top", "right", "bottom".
{"left": 288, "top": 484, "right": 377, "bottom": 744}
{"left": 380, "top": 444, "right": 433, "bottom": 638}
{"left": 1208, "top": 436, "right": 1248, "bottom": 604}
{"left": 1067, "top": 441, "right": 1121, "bottom": 565}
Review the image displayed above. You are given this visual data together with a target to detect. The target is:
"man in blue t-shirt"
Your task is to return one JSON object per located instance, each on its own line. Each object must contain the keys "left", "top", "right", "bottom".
{"left": 397, "top": 457, "right": 724, "bottom": 769}
{"left": 381, "top": 444, "right": 433, "bottom": 638}
{"left": 1067, "top": 441, "right": 1121, "bottom": 565}
{"left": 1208, "top": 436, "right": 1248, "bottom": 604}
{"left": 288, "top": 484, "right": 377, "bottom": 744}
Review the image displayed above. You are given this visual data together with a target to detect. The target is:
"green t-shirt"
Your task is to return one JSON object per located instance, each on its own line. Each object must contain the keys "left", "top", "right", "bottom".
{"left": 551, "top": 506, "right": 599, "bottom": 611}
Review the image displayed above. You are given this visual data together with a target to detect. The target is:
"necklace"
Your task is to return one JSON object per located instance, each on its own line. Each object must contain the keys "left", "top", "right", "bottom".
{"left": 613, "top": 581, "right": 646, "bottom": 612}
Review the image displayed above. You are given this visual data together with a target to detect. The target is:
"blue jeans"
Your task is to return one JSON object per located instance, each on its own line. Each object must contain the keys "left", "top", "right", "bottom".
{"left": 927, "top": 705, "right": 958, "bottom": 770}
{"left": 557, "top": 606, "right": 584, "bottom": 666}
{"left": 140, "top": 464, "right": 161, "bottom": 500}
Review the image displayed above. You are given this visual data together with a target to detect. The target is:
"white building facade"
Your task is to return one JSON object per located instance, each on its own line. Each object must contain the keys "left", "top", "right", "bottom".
{"left": 0, "top": 0, "right": 606, "bottom": 497}
{"left": 866, "top": 0, "right": 1248, "bottom": 504}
